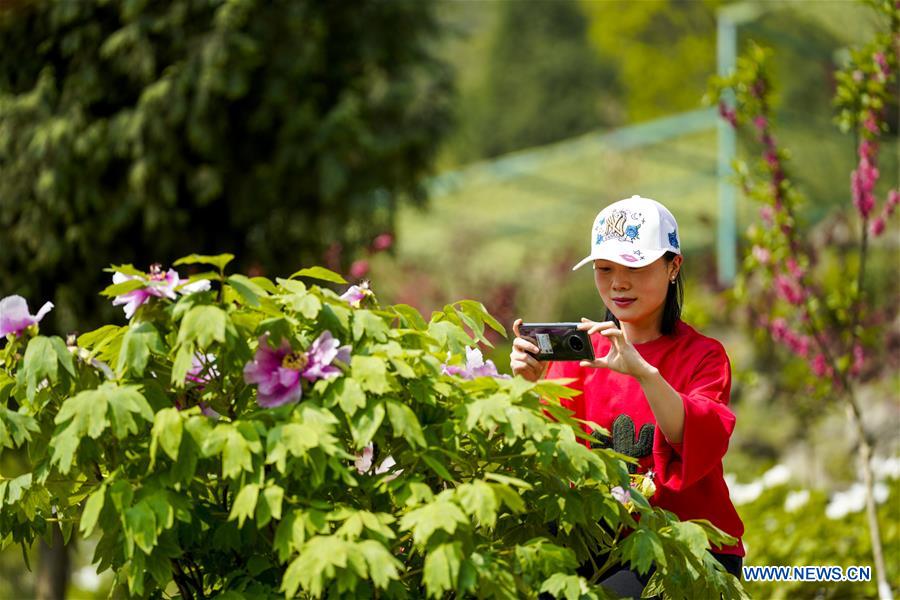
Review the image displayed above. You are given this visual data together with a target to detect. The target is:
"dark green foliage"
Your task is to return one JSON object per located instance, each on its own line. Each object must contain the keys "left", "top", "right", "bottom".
{"left": 0, "top": 0, "right": 453, "bottom": 333}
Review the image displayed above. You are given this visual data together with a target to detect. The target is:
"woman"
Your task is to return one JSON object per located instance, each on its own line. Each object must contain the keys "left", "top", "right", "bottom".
{"left": 510, "top": 195, "right": 745, "bottom": 597}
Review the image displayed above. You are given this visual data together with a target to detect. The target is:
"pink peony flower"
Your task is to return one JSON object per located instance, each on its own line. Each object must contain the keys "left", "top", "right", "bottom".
{"left": 301, "top": 331, "right": 351, "bottom": 382}
{"left": 611, "top": 486, "right": 631, "bottom": 505}
{"left": 243, "top": 331, "right": 350, "bottom": 408}
{"left": 760, "top": 205, "right": 775, "bottom": 226}
{"left": 753, "top": 115, "right": 768, "bottom": 131}
{"left": 350, "top": 260, "right": 370, "bottom": 279}
{"left": 112, "top": 264, "right": 211, "bottom": 319}
{"left": 441, "top": 346, "right": 511, "bottom": 380}
{"left": 339, "top": 282, "right": 372, "bottom": 308}
{"left": 354, "top": 443, "right": 375, "bottom": 473}
{"left": 372, "top": 233, "right": 394, "bottom": 252}
{"left": 186, "top": 353, "right": 219, "bottom": 387}
{"left": 0, "top": 295, "right": 54, "bottom": 337}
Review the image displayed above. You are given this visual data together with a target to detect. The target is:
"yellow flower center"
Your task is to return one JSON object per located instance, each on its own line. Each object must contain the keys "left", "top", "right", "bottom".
{"left": 281, "top": 352, "right": 308, "bottom": 371}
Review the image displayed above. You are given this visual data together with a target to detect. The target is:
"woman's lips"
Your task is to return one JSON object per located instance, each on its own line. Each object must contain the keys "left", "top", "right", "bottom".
{"left": 612, "top": 298, "right": 636, "bottom": 307}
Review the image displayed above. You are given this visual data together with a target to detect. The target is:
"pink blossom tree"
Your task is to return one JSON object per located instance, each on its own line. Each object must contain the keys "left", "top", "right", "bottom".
{"left": 710, "top": 3, "right": 899, "bottom": 597}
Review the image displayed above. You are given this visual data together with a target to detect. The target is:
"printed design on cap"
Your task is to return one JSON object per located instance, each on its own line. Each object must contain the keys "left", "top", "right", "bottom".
{"left": 594, "top": 210, "right": 645, "bottom": 245}
{"left": 668, "top": 230, "right": 679, "bottom": 249}
{"left": 619, "top": 249, "right": 644, "bottom": 263}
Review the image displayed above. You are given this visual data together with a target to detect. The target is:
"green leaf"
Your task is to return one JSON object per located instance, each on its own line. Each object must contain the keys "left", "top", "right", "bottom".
{"left": 620, "top": 528, "right": 665, "bottom": 575}
{"left": 226, "top": 274, "right": 265, "bottom": 307}
{"left": 76, "top": 325, "right": 123, "bottom": 350}
{"left": 352, "top": 310, "right": 389, "bottom": 342}
{"left": 350, "top": 404, "right": 385, "bottom": 448}
{"left": 218, "top": 427, "right": 256, "bottom": 479}
{"left": 335, "top": 378, "right": 367, "bottom": 417}
{"left": 423, "top": 542, "right": 463, "bottom": 598}
{"left": 117, "top": 322, "right": 164, "bottom": 377}
{"left": 80, "top": 485, "right": 106, "bottom": 537}
{"left": 281, "top": 536, "right": 351, "bottom": 597}
{"left": 229, "top": 484, "right": 259, "bottom": 528}
{"left": 49, "top": 337, "right": 76, "bottom": 377}
{"left": 54, "top": 386, "right": 110, "bottom": 437}
{"left": 256, "top": 485, "right": 284, "bottom": 527}
{"left": 170, "top": 343, "right": 195, "bottom": 386}
{"left": 291, "top": 294, "right": 322, "bottom": 320}
{"left": 173, "top": 253, "right": 234, "bottom": 271}
{"left": 386, "top": 400, "right": 426, "bottom": 447}
{"left": 456, "top": 481, "right": 498, "bottom": 528}
{"left": 289, "top": 266, "right": 347, "bottom": 284}
{"left": 0, "top": 408, "right": 40, "bottom": 448}
{"left": 357, "top": 540, "right": 402, "bottom": 589}
{"left": 392, "top": 304, "right": 427, "bottom": 330}
{"left": 104, "top": 263, "right": 144, "bottom": 278}
{"left": 21, "top": 336, "right": 57, "bottom": 403}
{"left": 177, "top": 305, "right": 227, "bottom": 348}
{"left": 151, "top": 408, "right": 183, "bottom": 462}
{"left": 667, "top": 521, "right": 709, "bottom": 558}
{"left": 399, "top": 499, "right": 468, "bottom": 546}
{"left": 351, "top": 356, "right": 390, "bottom": 394}
{"left": 99, "top": 278, "right": 145, "bottom": 298}
{"left": 456, "top": 300, "right": 506, "bottom": 336}
{"left": 421, "top": 454, "right": 455, "bottom": 481}
{"left": 106, "top": 385, "right": 154, "bottom": 439}
{"left": 125, "top": 501, "right": 158, "bottom": 554}
{"left": 489, "top": 483, "right": 526, "bottom": 513}
{"left": 539, "top": 573, "right": 591, "bottom": 600}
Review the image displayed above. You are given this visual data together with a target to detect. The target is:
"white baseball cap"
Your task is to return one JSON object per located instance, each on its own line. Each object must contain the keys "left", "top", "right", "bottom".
{"left": 572, "top": 195, "right": 681, "bottom": 270}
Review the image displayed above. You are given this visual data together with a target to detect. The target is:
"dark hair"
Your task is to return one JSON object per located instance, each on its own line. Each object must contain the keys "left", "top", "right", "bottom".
{"left": 603, "top": 251, "right": 683, "bottom": 336}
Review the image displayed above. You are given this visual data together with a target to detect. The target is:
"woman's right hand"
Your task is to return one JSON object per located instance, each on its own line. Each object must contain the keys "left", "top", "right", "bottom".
{"left": 510, "top": 318, "right": 549, "bottom": 382}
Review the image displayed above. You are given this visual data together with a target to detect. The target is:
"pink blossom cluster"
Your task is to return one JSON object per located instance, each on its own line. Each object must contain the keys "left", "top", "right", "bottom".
{"left": 768, "top": 317, "right": 839, "bottom": 381}
{"left": 769, "top": 318, "right": 812, "bottom": 358}
{"left": 870, "top": 189, "right": 899, "bottom": 237}
{"left": 851, "top": 130, "right": 879, "bottom": 219}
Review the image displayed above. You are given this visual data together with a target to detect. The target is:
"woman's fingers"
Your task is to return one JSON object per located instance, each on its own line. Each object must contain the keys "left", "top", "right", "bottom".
{"left": 512, "top": 336, "right": 540, "bottom": 355}
{"left": 580, "top": 356, "right": 609, "bottom": 369}
{"left": 600, "top": 327, "right": 626, "bottom": 351}
{"left": 579, "top": 318, "right": 616, "bottom": 333}
{"left": 512, "top": 318, "right": 523, "bottom": 338}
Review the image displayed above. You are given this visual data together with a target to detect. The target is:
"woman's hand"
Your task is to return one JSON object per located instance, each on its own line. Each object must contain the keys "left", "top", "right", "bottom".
{"left": 577, "top": 318, "right": 655, "bottom": 381}
{"left": 510, "top": 318, "right": 549, "bottom": 382}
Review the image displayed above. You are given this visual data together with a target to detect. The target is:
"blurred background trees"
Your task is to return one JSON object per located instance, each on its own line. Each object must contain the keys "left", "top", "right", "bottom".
{"left": 0, "top": 0, "right": 453, "bottom": 334}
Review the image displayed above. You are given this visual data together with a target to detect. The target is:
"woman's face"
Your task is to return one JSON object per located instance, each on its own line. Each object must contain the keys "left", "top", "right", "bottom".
{"left": 593, "top": 256, "right": 681, "bottom": 328}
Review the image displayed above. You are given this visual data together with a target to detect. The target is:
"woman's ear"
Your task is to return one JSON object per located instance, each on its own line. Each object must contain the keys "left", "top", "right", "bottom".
{"left": 669, "top": 255, "right": 683, "bottom": 280}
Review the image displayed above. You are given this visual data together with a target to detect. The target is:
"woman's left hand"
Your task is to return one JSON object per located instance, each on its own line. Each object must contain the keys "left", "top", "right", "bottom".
{"left": 577, "top": 318, "right": 654, "bottom": 381}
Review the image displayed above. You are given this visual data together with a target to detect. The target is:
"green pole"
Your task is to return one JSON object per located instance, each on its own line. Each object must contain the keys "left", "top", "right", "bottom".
{"left": 717, "top": 13, "right": 738, "bottom": 286}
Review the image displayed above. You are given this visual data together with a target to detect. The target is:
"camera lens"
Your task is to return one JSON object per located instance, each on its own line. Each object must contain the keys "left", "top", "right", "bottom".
{"left": 567, "top": 334, "right": 584, "bottom": 351}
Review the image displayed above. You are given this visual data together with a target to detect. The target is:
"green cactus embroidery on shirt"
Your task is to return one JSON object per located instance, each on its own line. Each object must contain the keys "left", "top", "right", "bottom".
{"left": 591, "top": 414, "right": 655, "bottom": 474}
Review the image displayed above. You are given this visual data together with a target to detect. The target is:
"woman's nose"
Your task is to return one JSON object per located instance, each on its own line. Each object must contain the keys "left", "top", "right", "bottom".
{"left": 611, "top": 275, "right": 630, "bottom": 290}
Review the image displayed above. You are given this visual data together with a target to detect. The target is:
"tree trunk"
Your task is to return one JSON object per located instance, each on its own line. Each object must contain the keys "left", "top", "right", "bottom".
{"left": 35, "top": 523, "right": 69, "bottom": 600}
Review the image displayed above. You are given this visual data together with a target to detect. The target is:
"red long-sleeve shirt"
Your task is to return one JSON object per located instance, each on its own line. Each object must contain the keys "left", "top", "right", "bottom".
{"left": 545, "top": 320, "right": 745, "bottom": 556}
